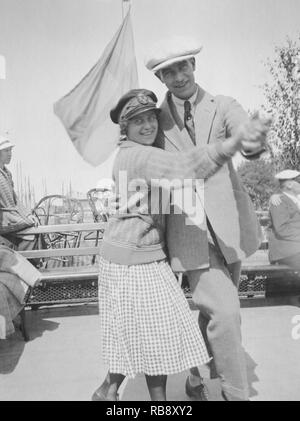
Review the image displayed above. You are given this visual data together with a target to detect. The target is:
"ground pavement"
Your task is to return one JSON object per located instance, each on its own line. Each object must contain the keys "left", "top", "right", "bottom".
{"left": 1, "top": 295, "right": 300, "bottom": 401}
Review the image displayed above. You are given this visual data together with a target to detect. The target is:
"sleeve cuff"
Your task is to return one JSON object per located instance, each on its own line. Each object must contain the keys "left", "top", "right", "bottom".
{"left": 240, "top": 147, "right": 267, "bottom": 160}
{"left": 207, "top": 142, "right": 233, "bottom": 166}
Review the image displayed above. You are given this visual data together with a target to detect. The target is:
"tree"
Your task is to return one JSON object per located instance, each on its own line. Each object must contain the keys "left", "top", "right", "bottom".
{"left": 237, "top": 158, "right": 278, "bottom": 211}
{"left": 262, "top": 36, "right": 300, "bottom": 171}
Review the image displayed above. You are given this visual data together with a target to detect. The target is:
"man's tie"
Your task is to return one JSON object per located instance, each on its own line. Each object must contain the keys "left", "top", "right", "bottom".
{"left": 184, "top": 100, "right": 196, "bottom": 145}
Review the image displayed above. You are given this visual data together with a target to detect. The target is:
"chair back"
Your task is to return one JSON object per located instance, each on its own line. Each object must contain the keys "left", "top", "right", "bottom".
{"left": 33, "top": 195, "right": 84, "bottom": 225}
{"left": 86, "top": 188, "right": 112, "bottom": 223}
{"left": 32, "top": 195, "right": 84, "bottom": 267}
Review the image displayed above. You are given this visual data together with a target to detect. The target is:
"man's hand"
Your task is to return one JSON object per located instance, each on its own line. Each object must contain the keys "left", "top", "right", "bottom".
{"left": 34, "top": 277, "right": 42, "bottom": 287}
{"left": 223, "top": 113, "right": 272, "bottom": 157}
{"left": 240, "top": 111, "right": 272, "bottom": 156}
{"left": 270, "top": 194, "right": 282, "bottom": 207}
{"left": 27, "top": 214, "right": 39, "bottom": 226}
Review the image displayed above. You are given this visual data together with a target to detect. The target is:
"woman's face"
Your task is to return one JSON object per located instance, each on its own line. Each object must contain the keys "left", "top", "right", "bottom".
{"left": 126, "top": 110, "right": 158, "bottom": 146}
{"left": 0, "top": 147, "right": 13, "bottom": 167}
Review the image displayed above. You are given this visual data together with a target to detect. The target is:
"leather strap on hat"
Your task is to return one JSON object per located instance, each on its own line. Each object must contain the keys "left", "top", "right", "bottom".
{"left": 119, "top": 93, "right": 157, "bottom": 122}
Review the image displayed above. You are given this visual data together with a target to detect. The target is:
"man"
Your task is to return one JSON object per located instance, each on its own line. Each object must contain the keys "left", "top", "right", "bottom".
{"left": 269, "top": 170, "right": 300, "bottom": 269}
{"left": 145, "top": 36, "right": 270, "bottom": 401}
{"left": 0, "top": 134, "right": 36, "bottom": 251}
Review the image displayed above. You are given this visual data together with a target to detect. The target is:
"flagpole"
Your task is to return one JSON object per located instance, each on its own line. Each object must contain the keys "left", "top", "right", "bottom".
{"left": 122, "top": 0, "right": 131, "bottom": 20}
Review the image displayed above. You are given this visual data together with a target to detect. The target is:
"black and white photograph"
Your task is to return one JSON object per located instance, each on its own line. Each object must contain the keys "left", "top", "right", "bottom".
{"left": 1, "top": 0, "right": 300, "bottom": 402}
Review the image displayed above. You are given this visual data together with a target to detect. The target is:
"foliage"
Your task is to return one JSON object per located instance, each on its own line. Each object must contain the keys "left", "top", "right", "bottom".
{"left": 237, "top": 158, "right": 278, "bottom": 211}
{"left": 262, "top": 36, "right": 300, "bottom": 171}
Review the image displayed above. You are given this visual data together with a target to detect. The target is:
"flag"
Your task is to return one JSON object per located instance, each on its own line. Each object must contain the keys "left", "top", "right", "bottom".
{"left": 53, "top": 10, "right": 139, "bottom": 166}
{"left": 0, "top": 54, "right": 5, "bottom": 79}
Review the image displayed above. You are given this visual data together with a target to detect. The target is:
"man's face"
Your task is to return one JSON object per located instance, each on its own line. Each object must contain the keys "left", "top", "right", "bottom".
{"left": 159, "top": 59, "right": 197, "bottom": 100}
{"left": 0, "top": 147, "right": 13, "bottom": 166}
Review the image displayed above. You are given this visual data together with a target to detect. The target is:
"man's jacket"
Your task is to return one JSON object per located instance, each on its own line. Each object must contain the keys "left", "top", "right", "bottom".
{"left": 269, "top": 193, "right": 300, "bottom": 262}
{"left": 156, "top": 85, "right": 262, "bottom": 271}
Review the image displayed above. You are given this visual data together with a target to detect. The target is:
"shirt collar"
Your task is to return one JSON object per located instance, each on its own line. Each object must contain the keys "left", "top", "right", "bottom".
{"left": 171, "top": 86, "right": 199, "bottom": 108}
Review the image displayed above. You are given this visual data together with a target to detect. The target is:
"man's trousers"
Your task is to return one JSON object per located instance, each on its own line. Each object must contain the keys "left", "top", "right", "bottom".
{"left": 186, "top": 243, "right": 249, "bottom": 401}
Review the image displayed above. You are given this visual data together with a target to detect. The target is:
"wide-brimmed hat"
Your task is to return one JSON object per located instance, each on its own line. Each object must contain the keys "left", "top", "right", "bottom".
{"left": 0, "top": 135, "right": 14, "bottom": 151}
{"left": 110, "top": 89, "right": 160, "bottom": 124}
{"left": 275, "top": 169, "right": 300, "bottom": 180}
{"left": 145, "top": 36, "right": 202, "bottom": 73}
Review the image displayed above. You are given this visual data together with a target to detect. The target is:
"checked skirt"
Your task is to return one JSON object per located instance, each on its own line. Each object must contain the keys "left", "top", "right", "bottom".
{"left": 98, "top": 256, "right": 210, "bottom": 378}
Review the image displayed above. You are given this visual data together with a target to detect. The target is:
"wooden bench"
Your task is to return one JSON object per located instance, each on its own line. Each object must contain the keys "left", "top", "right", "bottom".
{"left": 19, "top": 223, "right": 298, "bottom": 302}
{"left": 247, "top": 209, "right": 300, "bottom": 294}
{"left": 240, "top": 246, "right": 300, "bottom": 298}
{"left": 16, "top": 220, "right": 300, "bottom": 340}
{"left": 237, "top": 212, "right": 300, "bottom": 297}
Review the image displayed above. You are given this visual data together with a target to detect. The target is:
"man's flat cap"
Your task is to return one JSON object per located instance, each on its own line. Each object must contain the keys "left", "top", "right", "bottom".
{"left": 145, "top": 36, "right": 202, "bottom": 73}
{"left": 275, "top": 169, "right": 300, "bottom": 180}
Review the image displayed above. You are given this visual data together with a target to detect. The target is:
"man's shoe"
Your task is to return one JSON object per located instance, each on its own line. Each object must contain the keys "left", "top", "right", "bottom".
{"left": 185, "top": 377, "right": 209, "bottom": 401}
{"left": 91, "top": 388, "right": 119, "bottom": 401}
{"left": 221, "top": 391, "right": 250, "bottom": 401}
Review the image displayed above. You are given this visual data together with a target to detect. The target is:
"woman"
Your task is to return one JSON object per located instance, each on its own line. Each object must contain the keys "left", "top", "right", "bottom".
{"left": 0, "top": 135, "right": 36, "bottom": 250}
{"left": 92, "top": 89, "right": 268, "bottom": 401}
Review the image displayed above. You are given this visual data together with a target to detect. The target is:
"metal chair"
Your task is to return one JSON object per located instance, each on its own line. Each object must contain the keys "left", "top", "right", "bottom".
{"left": 86, "top": 188, "right": 112, "bottom": 224}
{"left": 86, "top": 188, "right": 112, "bottom": 263}
{"left": 32, "top": 195, "right": 84, "bottom": 267}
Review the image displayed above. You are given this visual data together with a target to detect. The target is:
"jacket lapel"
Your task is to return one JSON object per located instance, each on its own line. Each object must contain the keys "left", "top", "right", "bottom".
{"left": 159, "top": 87, "right": 217, "bottom": 149}
{"left": 159, "top": 93, "right": 196, "bottom": 151}
{"left": 194, "top": 86, "right": 217, "bottom": 146}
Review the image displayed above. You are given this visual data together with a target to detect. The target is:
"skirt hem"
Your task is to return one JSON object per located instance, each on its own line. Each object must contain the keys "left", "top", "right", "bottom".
{"left": 104, "top": 357, "right": 212, "bottom": 379}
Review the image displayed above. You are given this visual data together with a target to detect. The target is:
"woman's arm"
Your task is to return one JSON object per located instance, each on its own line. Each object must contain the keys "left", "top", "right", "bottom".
{"left": 128, "top": 116, "right": 271, "bottom": 184}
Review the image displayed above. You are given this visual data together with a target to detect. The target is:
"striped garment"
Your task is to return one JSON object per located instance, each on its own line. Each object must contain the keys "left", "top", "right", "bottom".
{"left": 0, "top": 166, "right": 34, "bottom": 235}
{"left": 98, "top": 256, "right": 210, "bottom": 378}
{"left": 0, "top": 166, "right": 17, "bottom": 208}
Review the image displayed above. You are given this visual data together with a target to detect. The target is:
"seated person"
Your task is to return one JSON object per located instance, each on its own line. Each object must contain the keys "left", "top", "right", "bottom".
{"left": 0, "top": 134, "right": 37, "bottom": 251}
{"left": 268, "top": 169, "right": 300, "bottom": 269}
{"left": 0, "top": 245, "right": 41, "bottom": 339}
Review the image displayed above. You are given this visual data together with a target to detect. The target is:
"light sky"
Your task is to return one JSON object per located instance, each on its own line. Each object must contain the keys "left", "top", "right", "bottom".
{"left": 0, "top": 0, "right": 300, "bottom": 200}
